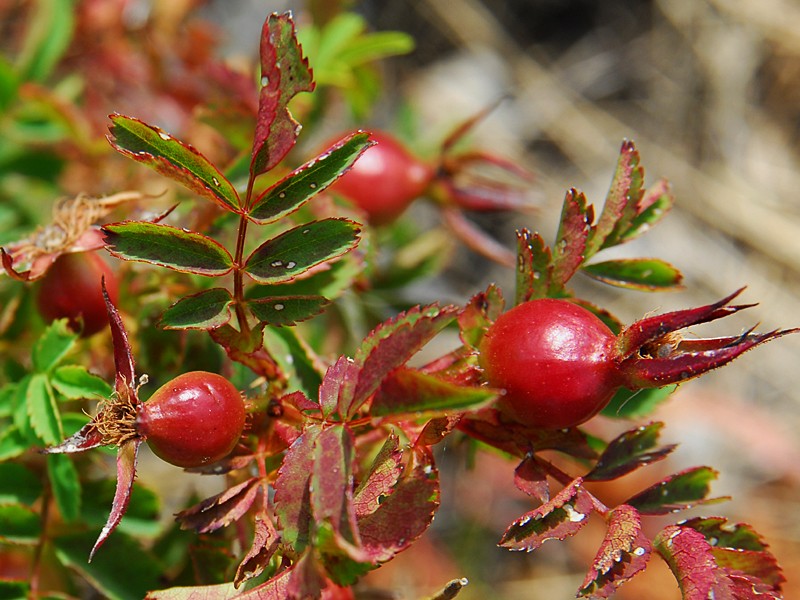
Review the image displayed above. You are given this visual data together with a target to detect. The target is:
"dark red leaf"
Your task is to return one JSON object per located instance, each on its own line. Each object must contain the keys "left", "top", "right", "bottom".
{"left": 89, "top": 439, "right": 140, "bottom": 561}
{"left": 414, "top": 415, "right": 462, "bottom": 447}
{"left": 457, "top": 284, "right": 505, "bottom": 350}
{"left": 440, "top": 207, "right": 515, "bottom": 266}
{"left": 249, "top": 12, "right": 315, "bottom": 180}
{"left": 234, "top": 509, "right": 280, "bottom": 588}
{"left": 274, "top": 424, "right": 320, "bottom": 553}
{"left": 311, "top": 425, "right": 359, "bottom": 545}
{"left": 209, "top": 324, "right": 282, "bottom": 381}
{"left": 579, "top": 504, "right": 651, "bottom": 598}
{"left": 499, "top": 478, "right": 594, "bottom": 552}
{"left": 551, "top": 188, "right": 591, "bottom": 290}
{"left": 513, "top": 455, "right": 550, "bottom": 503}
{"left": 586, "top": 422, "right": 676, "bottom": 481}
{"left": 318, "top": 356, "right": 358, "bottom": 419}
{"left": 515, "top": 228, "right": 552, "bottom": 304}
{"left": 176, "top": 477, "right": 261, "bottom": 534}
{"left": 353, "top": 434, "right": 403, "bottom": 518}
{"left": 356, "top": 450, "right": 439, "bottom": 563}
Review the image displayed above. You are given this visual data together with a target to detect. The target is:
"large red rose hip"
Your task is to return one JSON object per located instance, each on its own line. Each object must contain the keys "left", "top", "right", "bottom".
{"left": 479, "top": 291, "right": 797, "bottom": 429}
{"left": 36, "top": 251, "right": 119, "bottom": 336}
{"left": 136, "top": 371, "right": 246, "bottom": 468}
{"left": 480, "top": 299, "right": 621, "bottom": 429}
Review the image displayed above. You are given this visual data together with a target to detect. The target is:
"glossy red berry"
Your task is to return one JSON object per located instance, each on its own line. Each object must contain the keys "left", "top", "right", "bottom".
{"left": 330, "top": 130, "right": 434, "bottom": 225}
{"left": 136, "top": 371, "right": 245, "bottom": 468}
{"left": 36, "top": 251, "right": 119, "bottom": 337}
{"left": 480, "top": 299, "right": 621, "bottom": 429}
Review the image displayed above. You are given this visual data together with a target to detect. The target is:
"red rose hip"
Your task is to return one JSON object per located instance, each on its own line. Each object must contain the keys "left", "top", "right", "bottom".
{"left": 36, "top": 251, "right": 119, "bottom": 337}
{"left": 480, "top": 299, "right": 621, "bottom": 429}
{"left": 330, "top": 130, "right": 434, "bottom": 225}
{"left": 136, "top": 371, "right": 245, "bottom": 468}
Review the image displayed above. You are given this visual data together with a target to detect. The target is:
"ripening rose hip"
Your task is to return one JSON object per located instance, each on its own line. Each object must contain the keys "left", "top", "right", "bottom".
{"left": 480, "top": 299, "right": 621, "bottom": 429}
{"left": 330, "top": 130, "right": 434, "bottom": 225}
{"left": 136, "top": 371, "right": 245, "bottom": 468}
{"left": 479, "top": 292, "right": 797, "bottom": 429}
{"left": 36, "top": 251, "right": 119, "bottom": 336}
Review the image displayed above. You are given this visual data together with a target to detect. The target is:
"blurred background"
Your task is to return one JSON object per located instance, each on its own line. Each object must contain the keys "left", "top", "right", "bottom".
{"left": 2, "top": 0, "right": 799, "bottom": 598}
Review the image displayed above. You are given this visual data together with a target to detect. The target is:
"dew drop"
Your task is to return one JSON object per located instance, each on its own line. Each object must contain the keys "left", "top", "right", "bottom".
{"left": 309, "top": 182, "right": 317, "bottom": 189}
{"left": 273, "top": 303, "right": 285, "bottom": 311}
{"left": 158, "top": 131, "right": 171, "bottom": 141}
{"left": 633, "top": 546, "right": 646, "bottom": 556}
{"left": 271, "top": 260, "right": 284, "bottom": 268}
{"left": 532, "top": 270, "right": 541, "bottom": 280}
{"left": 66, "top": 443, "right": 77, "bottom": 452}
{"left": 212, "top": 177, "right": 220, "bottom": 187}
{"left": 563, "top": 503, "right": 586, "bottom": 522}
{"left": 261, "top": 75, "right": 269, "bottom": 86}
{"left": 285, "top": 261, "right": 296, "bottom": 269}
{"left": 302, "top": 229, "right": 310, "bottom": 234}
{"left": 278, "top": 192, "right": 286, "bottom": 199}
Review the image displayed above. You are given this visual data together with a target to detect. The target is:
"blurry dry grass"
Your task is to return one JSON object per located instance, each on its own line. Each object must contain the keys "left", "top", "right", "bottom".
{"left": 356, "top": 0, "right": 800, "bottom": 598}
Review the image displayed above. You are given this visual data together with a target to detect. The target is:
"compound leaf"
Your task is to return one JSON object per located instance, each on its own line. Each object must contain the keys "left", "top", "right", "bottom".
{"left": 32, "top": 318, "right": 77, "bottom": 373}
{"left": 160, "top": 288, "right": 233, "bottom": 330}
{"left": 51, "top": 365, "right": 113, "bottom": 400}
{"left": 579, "top": 504, "right": 651, "bottom": 598}
{"left": 108, "top": 114, "right": 240, "bottom": 213}
{"left": 104, "top": 222, "right": 234, "bottom": 276}
{"left": 582, "top": 258, "right": 683, "bottom": 291}
{"left": 370, "top": 367, "right": 497, "bottom": 416}
{"left": 586, "top": 422, "right": 676, "bottom": 481}
{"left": 250, "top": 131, "right": 372, "bottom": 223}
{"left": 250, "top": 12, "right": 315, "bottom": 179}
{"left": 247, "top": 295, "right": 328, "bottom": 327}
{"left": 177, "top": 477, "right": 261, "bottom": 534}
{"left": 626, "top": 466, "right": 724, "bottom": 515}
{"left": 244, "top": 218, "right": 360, "bottom": 284}
{"left": 27, "top": 372, "right": 62, "bottom": 445}
{"left": 499, "top": 478, "right": 594, "bottom": 552}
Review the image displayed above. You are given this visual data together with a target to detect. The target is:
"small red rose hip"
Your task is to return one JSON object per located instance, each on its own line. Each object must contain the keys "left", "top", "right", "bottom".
{"left": 136, "top": 371, "right": 245, "bottom": 468}
{"left": 330, "top": 130, "right": 434, "bottom": 225}
{"left": 480, "top": 299, "right": 621, "bottom": 429}
{"left": 36, "top": 251, "right": 119, "bottom": 337}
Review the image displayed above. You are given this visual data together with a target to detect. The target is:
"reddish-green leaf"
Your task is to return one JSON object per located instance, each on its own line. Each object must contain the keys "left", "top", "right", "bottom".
{"left": 234, "top": 510, "right": 280, "bottom": 588}
{"left": 244, "top": 218, "right": 360, "bottom": 284}
{"left": 247, "top": 295, "right": 328, "bottom": 327}
{"left": 318, "top": 356, "right": 359, "bottom": 419}
{"left": 513, "top": 455, "right": 550, "bottom": 503}
{"left": 249, "top": 132, "right": 373, "bottom": 223}
{"left": 108, "top": 114, "right": 240, "bottom": 213}
{"left": 160, "top": 288, "right": 234, "bottom": 330}
{"left": 579, "top": 505, "right": 651, "bottom": 598}
{"left": 104, "top": 222, "right": 234, "bottom": 276}
{"left": 90, "top": 439, "right": 140, "bottom": 561}
{"left": 588, "top": 139, "right": 644, "bottom": 254}
{"left": 250, "top": 12, "right": 315, "bottom": 179}
{"left": 342, "top": 304, "right": 458, "bottom": 418}
{"left": 515, "top": 228, "right": 552, "bottom": 304}
{"left": 626, "top": 466, "right": 724, "bottom": 515}
{"left": 618, "top": 178, "right": 673, "bottom": 243}
{"left": 655, "top": 525, "right": 738, "bottom": 600}
{"left": 499, "top": 478, "right": 594, "bottom": 551}
{"left": 311, "top": 425, "right": 359, "bottom": 544}
{"left": 682, "top": 517, "right": 784, "bottom": 590}
{"left": 582, "top": 258, "right": 683, "bottom": 290}
{"left": 177, "top": 477, "right": 261, "bottom": 534}
{"left": 551, "top": 188, "right": 591, "bottom": 291}
{"left": 458, "top": 284, "right": 505, "bottom": 349}
{"left": 146, "top": 582, "right": 241, "bottom": 600}
{"left": 274, "top": 424, "right": 321, "bottom": 553}
{"left": 356, "top": 451, "right": 439, "bottom": 563}
{"left": 353, "top": 434, "right": 403, "bottom": 518}
{"left": 586, "top": 422, "right": 676, "bottom": 481}
{"left": 370, "top": 367, "right": 497, "bottom": 416}
{"left": 210, "top": 323, "right": 281, "bottom": 381}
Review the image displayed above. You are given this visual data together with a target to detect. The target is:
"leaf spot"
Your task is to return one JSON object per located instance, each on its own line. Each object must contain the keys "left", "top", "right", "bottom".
{"left": 285, "top": 261, "right": 296, "bottom": 269}
{"left": 274, "top": 303, "right": 285, "bottom": 311}
{"left": 563, "top": 503, "right": 586, "bottom": 523}
{"left": 271, "top": 260, "right": 284, "bottom": 268}
{"left": 302, "top": 229, "right": 310, "bottom": 234}
{"left": 533, "top": 270, "right": 541, "bottom": 280}
{"left": 212, "top": 177, "right": 220, "bottom": 187}
{"left": 309, "top": 182, "right": 317, "bottom": 189}
{"left": 279, "top": 192, "right": 286, "bottom": 199}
